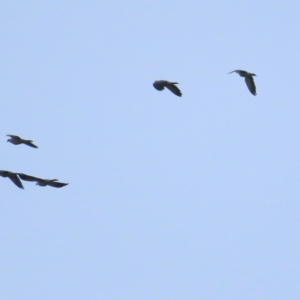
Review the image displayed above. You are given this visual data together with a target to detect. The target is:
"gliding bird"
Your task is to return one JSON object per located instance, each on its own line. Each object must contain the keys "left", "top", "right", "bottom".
{"left": 7, "top": 135, "right": 38, "bottom": 148}
{"left": 153, "top": 80, "right": 182, "bottom": 97}
{"left": 228, "top": 70, "right": 257, "bottom": 96}
{"left": 18, "top": 173, "right": 68, "bottom": 188}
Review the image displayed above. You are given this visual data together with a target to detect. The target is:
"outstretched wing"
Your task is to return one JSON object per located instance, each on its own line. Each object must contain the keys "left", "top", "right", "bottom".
{"left": 166, "top": 83, "right": 182, "bottom": 97}
{"left": 18, "top": 173, "right": 41, "bottom": 182}
{"left": 47, "top": 181, "right": 69, "bottom": 188}
{"left": 8, "top": 174, "right": 24, "bottom": 189}
{"left": 7, "top": 134, "right": 21, "bottom": 140}
{"left": 23, "top": 141, "right": 38, "bottom": 148}
{"left": 245, "top": 76, "right": 257, "bottom": 95}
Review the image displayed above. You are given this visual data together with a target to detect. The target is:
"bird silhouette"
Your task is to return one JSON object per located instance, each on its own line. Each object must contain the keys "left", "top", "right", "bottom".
{"left": 18, "top": 173, "right": 68, "bottom": 188}
{"left": 153, "top": 80, "right": 182, "bottom": 97}
{"left": 228, "top": 70, "right": 257, "bottom": 96}
{"left": 7, "top": 135, "right": 38, "bottom": 148}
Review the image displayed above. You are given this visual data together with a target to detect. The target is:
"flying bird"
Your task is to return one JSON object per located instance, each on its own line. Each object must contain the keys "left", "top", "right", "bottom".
{"left": 228, "top": 70, "right": 257, "bottom": 96}
{"left": 153, "top": 80, "right": 182, "bottom": 97}
{"left": 0, "top": 170, "right": 24, "bottom": 189}
{"left": 7, "top": 135, "right": 38, "bottom": 148}
{"left": 18, "top": 173, "right": 68, "bottom": 188}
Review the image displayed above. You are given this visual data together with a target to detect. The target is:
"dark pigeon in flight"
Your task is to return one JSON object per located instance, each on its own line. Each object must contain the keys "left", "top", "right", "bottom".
{"left": 153, "top": 80, "right": 182, "bottom": 97}
{"left": 18, "top": 173, "right": 68, "bottom": 188}
{"left": 7, "top": 135, "right": 38, "bottom": 148}
{"left": 0, "top": 170, "right": 24, "bottom": 189}
{"left": 228, "top": 70, "right": 257, "bottom": 96}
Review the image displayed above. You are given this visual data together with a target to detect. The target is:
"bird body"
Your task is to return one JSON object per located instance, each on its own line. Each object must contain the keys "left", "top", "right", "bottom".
{"left": 7, "top": 135, "right": 38, "bottom": 148}
{"left": 153, "top": 80, "right": 182, "bottom": 97}
{"left": 228, "top": 70, "right": 257, "bottom": 96}
{"left": 0, "top": 170, "right": 24, "bottom": 189}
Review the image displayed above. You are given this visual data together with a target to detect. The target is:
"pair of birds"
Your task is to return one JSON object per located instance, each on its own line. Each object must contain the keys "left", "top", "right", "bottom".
{"left": 1, "top": 134, "right": 68, "bottom": 189}
{"left": 153, "top": 70, "right": 257, "bottom": 97}
{"left": 0, "top": 171, "right": 68, "bottom": 189}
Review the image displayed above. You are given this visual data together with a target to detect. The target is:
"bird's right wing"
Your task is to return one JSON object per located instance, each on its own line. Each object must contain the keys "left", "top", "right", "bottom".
{"left": 9, "top": 174, "right": 24, "bottom": 189}
{"left": 166, "top": 83, "right": 182, "bottom": 97}
{"left": 245, "top": 76, "right": 257, "bottom": 95}
{"left": 23, "top": 141, "right": 38, "bottom": 148}
{"left": 48, "top": 181, "right": 69, "bottom": 188}
{"left": 18, "top": 173, "right": 41, "bottom": 182}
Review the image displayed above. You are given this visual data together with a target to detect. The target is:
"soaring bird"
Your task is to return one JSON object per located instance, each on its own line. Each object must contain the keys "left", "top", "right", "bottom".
{"left": 153, "top": 80, "right": 182, "bottom": 97}
{"left": 18, "top": 173, "right": 68, "bottom": 188}
{"left": 0, "top": 170, "right": 24, "bottom": 189}
{"left": 228, "top": 70, "right": 257, "bottom": 96}
{"left": 7, "top": 135, "right": 38, "bottom": 148}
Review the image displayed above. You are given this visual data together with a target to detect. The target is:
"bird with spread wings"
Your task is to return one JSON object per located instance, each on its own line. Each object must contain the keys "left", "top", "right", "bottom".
{"left": 18, "top": 173, "right": 68, "bottom": 188}
{"left": 153, "top": 80, "right": 182, "bottom": 97}
{"left": 7, "top": 134, "right": 38, "bottom": 148}
{"left": 228, "top": 70, "right": 257, "bottom": 96}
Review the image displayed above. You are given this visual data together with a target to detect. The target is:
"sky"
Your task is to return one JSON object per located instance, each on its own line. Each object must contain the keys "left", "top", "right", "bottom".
{"left": 1, "top": 1, "right": 300, "bottom": 299}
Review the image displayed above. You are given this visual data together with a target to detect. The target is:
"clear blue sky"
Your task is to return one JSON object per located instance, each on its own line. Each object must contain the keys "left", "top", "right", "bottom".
{"left": 1, "top": 1, "right": 300, "bottom": 299}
